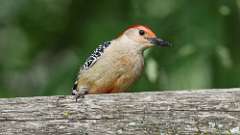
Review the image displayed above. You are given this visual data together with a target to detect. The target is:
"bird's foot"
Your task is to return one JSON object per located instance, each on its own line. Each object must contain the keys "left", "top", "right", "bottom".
{"left": 72, "top": 89, "right": 88, "bottom": 102}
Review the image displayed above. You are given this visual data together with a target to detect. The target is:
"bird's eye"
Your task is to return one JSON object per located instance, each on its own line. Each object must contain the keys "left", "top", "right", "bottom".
{"left": 139, "top": 30, "right": 145, "bottom": 36}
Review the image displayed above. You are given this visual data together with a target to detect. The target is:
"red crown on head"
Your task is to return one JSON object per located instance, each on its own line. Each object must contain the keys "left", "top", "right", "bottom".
{"left": 124, "top": 25, "right": 156, "bottom": 37}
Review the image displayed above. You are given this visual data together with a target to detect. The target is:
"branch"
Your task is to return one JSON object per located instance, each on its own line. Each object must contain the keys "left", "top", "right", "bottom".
{"left": 1, "top": 89, "right": 240, "bottom": 134}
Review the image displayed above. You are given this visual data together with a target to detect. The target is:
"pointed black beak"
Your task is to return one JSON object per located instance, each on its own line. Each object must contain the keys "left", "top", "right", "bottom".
{"left": 148, "top": 38, "right": 172, "bottom": 47}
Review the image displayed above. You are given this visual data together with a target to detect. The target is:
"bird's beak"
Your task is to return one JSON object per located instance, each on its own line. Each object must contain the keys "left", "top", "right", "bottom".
{"left": 148, "top": 37, "right": 172, "bottom": 47}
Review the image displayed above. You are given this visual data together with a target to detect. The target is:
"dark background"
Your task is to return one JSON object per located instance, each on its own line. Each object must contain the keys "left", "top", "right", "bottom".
{"left": 0, "top": 0, "right": 239, "bottom": 97}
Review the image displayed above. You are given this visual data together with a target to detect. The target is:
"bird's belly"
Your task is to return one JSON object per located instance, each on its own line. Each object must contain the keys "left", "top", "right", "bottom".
{"left": 87, "top": 54, "right": 144, "bottom": 94}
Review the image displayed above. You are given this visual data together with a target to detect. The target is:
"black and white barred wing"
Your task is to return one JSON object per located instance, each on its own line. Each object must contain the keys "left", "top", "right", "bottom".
{"left": 80, "top": 41, "right": 111, "bottom": 72}
{"left": 72, "top": 41, "right": 111, "bottom": 95}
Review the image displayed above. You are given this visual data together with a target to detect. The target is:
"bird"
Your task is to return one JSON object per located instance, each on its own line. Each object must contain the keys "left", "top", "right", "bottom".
{"left": 72, "top": 25, "right": 171, "bottom": 101}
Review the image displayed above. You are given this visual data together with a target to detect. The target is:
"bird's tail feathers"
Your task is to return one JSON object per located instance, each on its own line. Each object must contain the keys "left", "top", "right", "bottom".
{"left": 72, "top": 81, "right": 78, "bottom": 95}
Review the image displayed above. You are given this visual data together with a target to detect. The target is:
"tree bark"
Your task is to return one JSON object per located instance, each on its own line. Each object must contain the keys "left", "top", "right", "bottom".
{"left": 1, "top": 89, "right": 240, "bottom": 135}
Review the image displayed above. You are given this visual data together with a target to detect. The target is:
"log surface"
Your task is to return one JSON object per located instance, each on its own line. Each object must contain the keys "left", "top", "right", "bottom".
{"left": 1, "top": 89, "right": 240, "bottom": 135}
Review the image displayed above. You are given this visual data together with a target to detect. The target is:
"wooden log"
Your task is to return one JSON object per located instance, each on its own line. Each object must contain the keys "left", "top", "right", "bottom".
{"left": 0, "top": 89, "right": 240, "bottom": 135}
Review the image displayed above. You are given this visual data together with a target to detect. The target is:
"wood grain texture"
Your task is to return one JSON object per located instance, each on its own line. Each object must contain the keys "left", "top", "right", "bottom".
{"left": 1, "top": 89, "right": 240, "bottom": 135}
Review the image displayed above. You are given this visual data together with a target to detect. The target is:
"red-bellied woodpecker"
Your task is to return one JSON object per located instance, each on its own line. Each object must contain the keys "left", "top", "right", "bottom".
{"left": 72, "top": 25, "right": 171, "bottom": 100}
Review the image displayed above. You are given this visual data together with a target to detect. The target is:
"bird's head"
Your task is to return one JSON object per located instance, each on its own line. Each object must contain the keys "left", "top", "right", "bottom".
{"left": 120, "top": 25, "right": 171, "bottom": 50}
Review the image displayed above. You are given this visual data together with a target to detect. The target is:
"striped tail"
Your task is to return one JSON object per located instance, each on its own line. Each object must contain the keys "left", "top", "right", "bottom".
{"left": 71, "top": 81, "right": 78, "bottom": 95}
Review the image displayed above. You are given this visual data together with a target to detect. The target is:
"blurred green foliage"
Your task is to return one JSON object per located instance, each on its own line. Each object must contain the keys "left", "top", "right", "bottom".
{"left": 0, "top": 0, "right": 240, "bottom": 97}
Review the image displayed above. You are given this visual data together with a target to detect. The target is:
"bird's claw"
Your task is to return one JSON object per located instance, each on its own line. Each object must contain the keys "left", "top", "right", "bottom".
{"left": 75, "top": 94, "right": 85, "bottom": 102}
{"left": 72, "top": 89, "right": 88, "bottom": 102}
